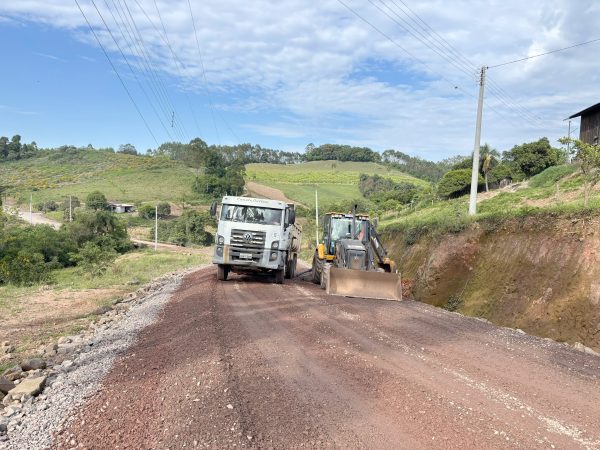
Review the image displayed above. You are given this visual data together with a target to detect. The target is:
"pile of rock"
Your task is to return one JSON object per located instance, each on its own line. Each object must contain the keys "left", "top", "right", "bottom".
{"left": 1, "top": 341, "right": 14, "bottom": 363}
{"left": 0, "top": 268, "right": 194, "bottom": 445}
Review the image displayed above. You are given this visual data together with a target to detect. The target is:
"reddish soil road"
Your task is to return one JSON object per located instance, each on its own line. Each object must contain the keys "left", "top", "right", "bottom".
{"left": 55, "top": 267, "right": 600, "bottom": 449}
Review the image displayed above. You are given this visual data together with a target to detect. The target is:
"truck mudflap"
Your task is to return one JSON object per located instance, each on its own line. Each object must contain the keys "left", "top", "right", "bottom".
{"left": 326, "top": 267, "right": 402, "bottom": 301}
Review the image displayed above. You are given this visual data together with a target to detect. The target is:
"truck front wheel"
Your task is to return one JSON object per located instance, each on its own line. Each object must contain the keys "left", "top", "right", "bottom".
{"left": 312, "top": 252, "right": 321, "bottom": 284}
{"left": 274, "top": 268, "right": 285, "bottom": 284}
{"left": 217, "top": 264, "right": 229, "bottom": 281}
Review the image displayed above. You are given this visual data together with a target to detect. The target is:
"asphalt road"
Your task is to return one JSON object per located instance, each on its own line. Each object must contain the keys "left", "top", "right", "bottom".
{"left": 54, "top": 266, "right": 600, "bottom": 449}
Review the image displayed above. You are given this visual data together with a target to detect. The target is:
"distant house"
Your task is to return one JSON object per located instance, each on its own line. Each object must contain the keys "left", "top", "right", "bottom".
{"left": 568, "top": 102, "right": 600, "bottom": 145}
{"left": 108, "top": 202, "right": 134, "bottom": 213}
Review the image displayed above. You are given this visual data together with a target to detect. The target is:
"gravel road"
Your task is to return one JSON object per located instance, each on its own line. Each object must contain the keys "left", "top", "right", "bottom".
{"left": 48, "top": 266, "right": 600, "bottom": 449}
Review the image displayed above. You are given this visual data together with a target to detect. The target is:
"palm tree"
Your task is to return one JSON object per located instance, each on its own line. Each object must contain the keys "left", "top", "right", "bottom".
{"left": 482, "top": 153, "right": 492, "bottom": 192}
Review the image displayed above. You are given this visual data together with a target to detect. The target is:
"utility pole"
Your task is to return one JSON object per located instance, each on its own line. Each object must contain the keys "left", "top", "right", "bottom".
{"left": 155, "top": 204, "right": 158, "bottom": 251}
{"left": 69, "top": 195, "right": 73, "bottom": 222}
{"left": 468, "top": 66, "right": 487, "bottom": 216}
{"left": 171, "top": 111, "right": 175, "bottom": 128}
{"left": 315, "top": 190, "right": 319, "bottom": 247}
{"left": 567, "top": 119, "right": 572, "bottom": 162}
{"left": 29, "top": 192, "right": 33, "bottom": 224}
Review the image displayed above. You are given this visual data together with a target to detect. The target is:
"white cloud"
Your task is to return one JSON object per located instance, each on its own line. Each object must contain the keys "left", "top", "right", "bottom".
{"left": 1, "top": 0, "right": 599, "bottom": 158}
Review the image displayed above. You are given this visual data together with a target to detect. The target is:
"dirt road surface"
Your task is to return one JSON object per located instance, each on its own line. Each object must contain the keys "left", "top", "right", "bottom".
{"left": 245, "top": 181, "right": 302, "bottom": 206}
{"left": 54, "top": 267, "right": 600, "bottom": 449}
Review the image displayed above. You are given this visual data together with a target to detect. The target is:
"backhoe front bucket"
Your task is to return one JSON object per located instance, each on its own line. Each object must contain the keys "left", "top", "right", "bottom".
{"left": 326, "top": 267, "right": 402, "bottom": 301}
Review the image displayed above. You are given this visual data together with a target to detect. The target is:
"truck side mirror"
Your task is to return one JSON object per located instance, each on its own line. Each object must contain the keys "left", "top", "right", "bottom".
{"left": 373, "top": 217, "right": 379, "bottom": 229}
{"left": 288, "top": 208, "right": 296, "bottom": 225}
{"left": 210, "top": 201, "right": 217, "bottom": 217}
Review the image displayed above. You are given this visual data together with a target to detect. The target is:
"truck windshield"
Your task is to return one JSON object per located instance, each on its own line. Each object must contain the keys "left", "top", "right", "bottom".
{"left": 221, "top": 204, "right": 283, "bottom": 225}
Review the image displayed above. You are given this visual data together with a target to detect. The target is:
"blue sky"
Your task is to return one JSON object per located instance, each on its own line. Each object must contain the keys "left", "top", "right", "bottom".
{"left": 0, "top": 1, "right": 598, "bottom": 159}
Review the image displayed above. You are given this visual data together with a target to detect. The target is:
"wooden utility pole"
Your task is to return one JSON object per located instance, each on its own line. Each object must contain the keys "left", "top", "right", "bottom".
{"left": 469, "top": 66, "right": 487, "bottom": 216}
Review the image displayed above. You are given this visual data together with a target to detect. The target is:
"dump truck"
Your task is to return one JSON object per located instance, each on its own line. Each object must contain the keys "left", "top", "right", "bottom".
{"left": 211, "top": 196, "right": 301, "bottom": 284}
{"left": 311, "top": 209, "right": 402, "bottom": 300}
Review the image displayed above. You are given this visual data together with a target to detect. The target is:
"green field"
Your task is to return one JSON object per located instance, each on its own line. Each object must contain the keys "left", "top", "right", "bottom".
{"left": 247, "top": 160, "right": 427, "bottom": 207}
{"left": 268, "top": 182, "right": 363, "bottom": 207}
{"left": 247, "top": 161, "right": 428, "bottom": 186}
{"left": 1, "top": 149, "right": 196, "bottom": 205}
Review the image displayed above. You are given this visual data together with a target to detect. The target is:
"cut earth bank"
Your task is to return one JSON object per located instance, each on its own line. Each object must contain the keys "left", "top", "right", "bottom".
{"left": 383, "top": 212, "right": 600, "bottom": 352}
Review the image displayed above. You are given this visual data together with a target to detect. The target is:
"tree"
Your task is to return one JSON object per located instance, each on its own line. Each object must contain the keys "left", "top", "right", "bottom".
{"left": 118, "top": 143, "right": 138, "bottom": 155}
{"left": 187, "top": 138, "right": 209, "bottom": 173}
{"left": 85, "top": 191, "right": 108, "bottom": 210}
{"left": 63, "top": 210, "right": 130, "bottom": 252}
{"left": 438, "top": 169, "right": 484, "bottom": 198}
{"left": 502, "top": 138, "right": 564, "bottom": 179}
{"left": 479, "top": 144, "right": 500, "bottom": 192}
{"left": 560, "top": 137, "right": 600, "bottom": 207}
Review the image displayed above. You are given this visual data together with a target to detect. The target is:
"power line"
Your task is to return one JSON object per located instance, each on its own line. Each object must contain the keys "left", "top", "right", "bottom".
{"left": 103, "top": 0, "right": 176, "bottom": 141}
{"left": 489, "top": 37, "right": 600, "bottom": 68}
{"left": 149, "top": 0, "right": 203, "bottom": 138}
{"left": 117, "top": 0, "right": 189, "bottom": 141}
{"left": 374, "top": 0, "right": 550, "bottom": 129}
{"left": 338, "top": 0, "right": 551, "bottom": 133}
{"left": 336, "top": 0, "right": 469, "bottom": 96}
{"left": 186, "top": 0, "right": 221, "bottom": 144}
{"left": 73, "top": 0, "right": 159, "bottom": 146}
{"left": 107, "top": 0, "right": 187, "bottom": 142}
{"left": 88, "top": 0, "right": 176, "bottom": 142}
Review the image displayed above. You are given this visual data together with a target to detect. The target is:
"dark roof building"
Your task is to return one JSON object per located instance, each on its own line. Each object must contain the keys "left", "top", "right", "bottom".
{"left": 568, "top": 102, "right": 600, "bottom": 145}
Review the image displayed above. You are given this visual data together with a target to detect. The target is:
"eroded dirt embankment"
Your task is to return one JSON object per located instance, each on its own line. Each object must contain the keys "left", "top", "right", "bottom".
{"left": 383, "top": 213, "right": 600, "bottom": 351}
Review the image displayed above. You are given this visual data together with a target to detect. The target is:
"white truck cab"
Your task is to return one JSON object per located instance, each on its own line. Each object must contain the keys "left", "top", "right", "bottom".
{"left": 211, "top": 196, "right": 302, "bottom": 284}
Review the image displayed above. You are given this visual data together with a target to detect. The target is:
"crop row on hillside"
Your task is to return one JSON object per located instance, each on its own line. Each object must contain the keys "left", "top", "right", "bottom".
{"left": 246, "top": 161, "right": 428, "bottom": 187}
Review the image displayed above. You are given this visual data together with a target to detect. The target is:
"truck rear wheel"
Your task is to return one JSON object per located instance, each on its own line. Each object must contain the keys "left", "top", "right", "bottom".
{"left": 217, "top": 264, "right": 229, "bottom": 281}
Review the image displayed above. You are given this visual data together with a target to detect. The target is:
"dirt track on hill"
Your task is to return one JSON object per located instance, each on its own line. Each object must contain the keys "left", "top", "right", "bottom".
{"left": 246, "top": 181, "right": 301, "bottom": 206}
{"left": 54, "top": 267, "right": 600, "bottom": 449}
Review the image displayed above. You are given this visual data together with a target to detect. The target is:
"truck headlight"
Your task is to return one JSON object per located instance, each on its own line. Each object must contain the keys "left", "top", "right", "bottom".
{"left": 271, "top": 241, "right": 279, "bottom": 249}
{"left": 217, "top": 235, "right": 224, "bottom": 245}
{"left": 270, "top": 251, "right": 278, "bottom": 261}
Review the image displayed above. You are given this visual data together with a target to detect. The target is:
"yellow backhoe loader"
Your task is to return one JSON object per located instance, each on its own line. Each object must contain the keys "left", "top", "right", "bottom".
{"left": 311, "top": 208, "right": 402, "bottom": 301}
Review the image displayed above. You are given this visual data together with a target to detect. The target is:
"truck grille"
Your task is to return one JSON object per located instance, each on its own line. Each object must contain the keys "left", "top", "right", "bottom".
{"left": 231, "top": 229, "right": 266, "bottom": 249}
{"left": 230, "top": 247, "right": 264, "bottom": 262}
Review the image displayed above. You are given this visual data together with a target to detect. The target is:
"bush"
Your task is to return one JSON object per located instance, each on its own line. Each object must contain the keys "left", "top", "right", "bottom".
{"left": 36, "top": 200, "right": 58, "bottom": 212}
{"left": 443, "top": 295, "right": 463, "bottom": 311}
{"left": 157, "top": 202, "right": 171, "bottom": 218}
{"left": 528, "top": 164, "right": 578, "bottom": 188}
{"left": 71, "top": 242, "right": 117, "bottom": 277}
{"left": 86, "top": 191, "right": 107, "bottom": 210}
{"left": 62, "top": 210, "right": 131, "bottom": 253}
{"left": 438, "top": 169, "right": 484, "bottom": 198}
{"left": 0, "top": 251, "right": 49, "bottom": 285}
{"left": 60, "top": 196, "right": 81, "bottom": 211}
{"left": 151, "top": 210, "right": 214, "bottom": 246}
{"left": 138, "top": 204, "right": 155, "bottom": 219}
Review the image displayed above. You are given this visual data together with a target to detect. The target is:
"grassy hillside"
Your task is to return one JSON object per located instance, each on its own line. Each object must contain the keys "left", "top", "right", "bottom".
{"left": 246, "top": 161, "right": 427, "bottom": 206}
{"left": 1, "top": 149, "right": 196, "bottom": 205}
{"left": 379, "top": 164, "right": 598, "bottom": 236}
